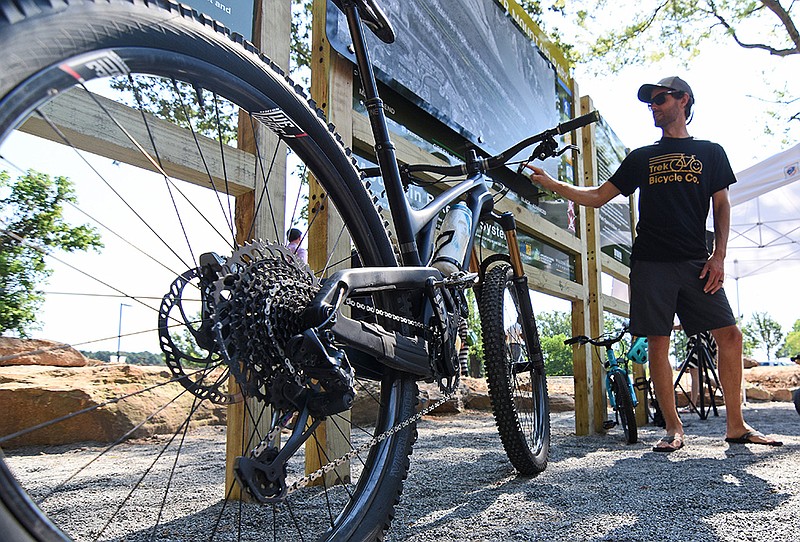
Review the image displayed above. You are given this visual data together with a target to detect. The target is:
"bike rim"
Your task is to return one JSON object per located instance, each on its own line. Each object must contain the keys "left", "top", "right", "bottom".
{"left": 0, "top": 42, "right": 413, "bottom": 542}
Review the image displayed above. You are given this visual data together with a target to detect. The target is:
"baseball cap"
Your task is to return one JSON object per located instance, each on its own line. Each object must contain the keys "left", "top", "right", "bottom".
{"left": 637, "top": 76, "right": 694, "bottom": 103}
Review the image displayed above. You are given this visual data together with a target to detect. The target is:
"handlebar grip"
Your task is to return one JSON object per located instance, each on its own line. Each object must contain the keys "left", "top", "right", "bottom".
{"left": 557, "top": 110, "right": 600, "bottom": 135}
{"left": 564, "top": 336, "right": 588, "bottom": 346}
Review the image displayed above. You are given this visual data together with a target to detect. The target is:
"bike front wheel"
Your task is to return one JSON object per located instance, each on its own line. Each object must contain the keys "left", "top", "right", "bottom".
{"left": 478, "top": 262, "right": 550, "bottom": 474}
{"left": 610, "top": 371, "right": 638, "bottom": 444}
{"left": 0, "top": 1, "right": 419, "bottom": 541}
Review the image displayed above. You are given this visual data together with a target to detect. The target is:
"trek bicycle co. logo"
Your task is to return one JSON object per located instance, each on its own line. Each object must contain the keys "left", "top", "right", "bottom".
{"left": 648, "top": 153, "right": 703, "bottom": 185}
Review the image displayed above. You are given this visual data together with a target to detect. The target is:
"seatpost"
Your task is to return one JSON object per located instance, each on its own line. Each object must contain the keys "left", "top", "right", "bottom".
{"left": 341, "top": 1, "right": 421, "bottom": 266}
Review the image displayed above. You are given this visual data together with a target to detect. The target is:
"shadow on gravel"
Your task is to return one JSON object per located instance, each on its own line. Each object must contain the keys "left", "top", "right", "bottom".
{"left": 389, "top": 406, "right": 797, "bottom": 541}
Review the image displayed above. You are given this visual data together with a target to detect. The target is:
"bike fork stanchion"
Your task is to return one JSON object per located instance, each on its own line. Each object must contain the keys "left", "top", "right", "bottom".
{"left": 498, "top": 213, "right": 544, "bottom": 375}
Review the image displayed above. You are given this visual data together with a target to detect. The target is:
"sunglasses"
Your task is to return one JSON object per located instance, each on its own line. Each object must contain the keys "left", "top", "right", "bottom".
{"left": 648, "top": 90, "right": 684, "bottom": 106}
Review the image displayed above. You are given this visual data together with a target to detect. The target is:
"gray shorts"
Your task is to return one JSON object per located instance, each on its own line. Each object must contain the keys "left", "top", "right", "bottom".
{"left": 629, "top": 260, "right": 736, "bottom": 337}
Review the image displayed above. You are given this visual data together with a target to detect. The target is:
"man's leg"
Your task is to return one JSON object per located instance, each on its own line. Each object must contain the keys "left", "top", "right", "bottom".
{"left": 711, "top": 325, "right": 747, "bottom": 437}
{"left": 648, "top": 335, "right": 683, "bottom": 443}
{"left": 712, "top": 324, "right": 780, "bottom": 444}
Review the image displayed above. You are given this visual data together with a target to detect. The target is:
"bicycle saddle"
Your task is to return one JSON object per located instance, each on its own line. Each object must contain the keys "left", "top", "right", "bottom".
{"left": 331, "top": 0, "right": 396, "bottom": 44}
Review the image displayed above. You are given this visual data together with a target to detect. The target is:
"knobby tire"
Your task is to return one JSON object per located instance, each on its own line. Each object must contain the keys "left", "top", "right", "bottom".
{"left": 611, "top": 372, "right": 638, "bottom": 444}
{"left": 478, "top": 263, "right": 550, "bottom": 475}
{"left": 0, "top": 1, "right": 419, "bottom": 540}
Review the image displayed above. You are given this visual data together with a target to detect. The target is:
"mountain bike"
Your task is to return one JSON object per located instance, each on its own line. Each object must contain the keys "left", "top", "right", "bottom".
{"left": 565, "top": 326, "right": 645, "bottom": 444}
{"left": 0, "top": 0, "right": 598, "bottom": 540}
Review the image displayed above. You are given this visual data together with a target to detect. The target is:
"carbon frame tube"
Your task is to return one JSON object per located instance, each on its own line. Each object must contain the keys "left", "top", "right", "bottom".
{"left": 341, "top": 1, "right": 420, "bottom": 266}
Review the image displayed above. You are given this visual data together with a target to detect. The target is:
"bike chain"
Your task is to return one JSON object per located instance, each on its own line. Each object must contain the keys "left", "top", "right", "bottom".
{"left": 242, "top": 262, "right": 474, "bottom": 498}
{"left": 288, "top": 387, "right": 457, "bottom": 494}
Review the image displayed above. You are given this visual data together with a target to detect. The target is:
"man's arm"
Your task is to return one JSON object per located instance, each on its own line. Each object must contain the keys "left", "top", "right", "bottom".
{"left": 700, "top": 188, "right": 731, "bottom": 294}
{"left": 526, "top": 166, "right": 621, "bottom": 208}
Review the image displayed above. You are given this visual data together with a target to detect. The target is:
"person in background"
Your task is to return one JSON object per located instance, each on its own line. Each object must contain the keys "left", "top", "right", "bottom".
{"left": 286, "top": 227, "right": 308, "bottom": 263}
{"left": 526, "top": 76, "right": 782, "bottom": 452}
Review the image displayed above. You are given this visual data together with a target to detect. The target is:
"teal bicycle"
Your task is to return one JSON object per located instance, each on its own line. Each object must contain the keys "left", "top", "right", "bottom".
{"left": 565, "top": 326, "right": 647, "bottom": 444}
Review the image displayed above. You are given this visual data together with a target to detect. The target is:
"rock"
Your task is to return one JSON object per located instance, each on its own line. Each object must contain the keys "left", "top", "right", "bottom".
{"left": 744, "top": 384, "right": 772, "bottom": 402}
{"left": 0, "top": 337, "right": 88, "bottom": 367}
{"left": 350, "top": 379, "right": 380, "bottom": 426}
{"left": 0, "top": 364, "right": 225, "bottom": 447}
{"left": 743, "top": 356, "right": 759, "bottom": 369}
{"left": 549, "top": 393, "right": 575, "bottom": 413}
{"left": 464, "top": 389, "right": 493, "bottom": 410}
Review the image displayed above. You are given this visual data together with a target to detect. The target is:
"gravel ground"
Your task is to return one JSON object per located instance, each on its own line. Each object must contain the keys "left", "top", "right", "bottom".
{"left": 389, "top": 402, "right": 800, "bottom": 542}
{"left": 5, "top": 402, "right": 799, "bottom": 541}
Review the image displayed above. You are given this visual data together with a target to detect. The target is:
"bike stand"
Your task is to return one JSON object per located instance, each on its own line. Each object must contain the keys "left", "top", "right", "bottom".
{"left": 673, "top": 339, "right": 722, "bottom": 420}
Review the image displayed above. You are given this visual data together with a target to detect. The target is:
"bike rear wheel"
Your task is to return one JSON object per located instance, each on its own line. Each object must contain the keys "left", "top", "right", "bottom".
{"left": 610, "top": 371, "right": 638, "bottom": 444}
{"left": 478, "top": 263, "right": 550, "bottom": 474}
{"left": 0, "top": 1, "right": 418, "bottom": 540}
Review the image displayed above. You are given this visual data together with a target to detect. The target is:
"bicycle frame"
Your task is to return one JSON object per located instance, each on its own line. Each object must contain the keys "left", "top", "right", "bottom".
{"left": 313, "top": 1, "right": 546, "bottom": 377}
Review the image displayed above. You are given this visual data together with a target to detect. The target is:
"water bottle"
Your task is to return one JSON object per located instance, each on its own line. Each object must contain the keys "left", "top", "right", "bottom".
{"left": 432, "top": 202, "right": 472, "bottom": 275}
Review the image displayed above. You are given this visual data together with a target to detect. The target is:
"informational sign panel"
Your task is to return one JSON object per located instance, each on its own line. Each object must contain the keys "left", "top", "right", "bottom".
{"left": 183, "top": 0, "right": 255, "bottom": 41}
{"left": 327, "top": 0, "right": 559, "bottom": 157}
{"left": 595, "top": 117, "right": 633, "bottom": 264}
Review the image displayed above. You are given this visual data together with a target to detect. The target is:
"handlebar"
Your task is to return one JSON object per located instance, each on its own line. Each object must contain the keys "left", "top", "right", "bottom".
{"left": 360, "top": 110, "right": 600, "bottom": 180}
{"left": 564, "top": 325, "right": 628, "bottom": 348}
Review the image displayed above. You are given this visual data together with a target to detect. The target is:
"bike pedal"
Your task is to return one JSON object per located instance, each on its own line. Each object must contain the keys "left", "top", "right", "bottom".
{"left": 602, "top": 420, "right": 617, "bottom": 430}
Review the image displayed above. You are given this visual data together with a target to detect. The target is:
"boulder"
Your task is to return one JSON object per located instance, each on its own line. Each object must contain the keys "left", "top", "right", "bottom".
{"left": 0, "top": 364, "right": 225, "bottom": 448}
{"left": 0, "top": 337, "right": 88, "bottom": 367}
{"left": 549, "top": 393, "right": 575, "bottom": 413}
{"left": 743, "top": 356, "right": 759, "bottom": 369}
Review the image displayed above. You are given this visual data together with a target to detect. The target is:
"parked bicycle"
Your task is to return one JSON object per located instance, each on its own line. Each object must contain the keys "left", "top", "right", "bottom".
{"left": 565, "top": 326, "right": 647, "bottom": 444}
{"left": 0, "top": 0, "right": 599, "bottom": 540}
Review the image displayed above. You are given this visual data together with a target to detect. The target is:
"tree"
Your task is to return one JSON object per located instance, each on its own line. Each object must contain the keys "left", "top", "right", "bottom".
{"left": 1, "top": 170, "right": 103, "bottom": 337}
{"left": 742, "top": 322, "right": 760, "bottom": 357}
{"left": 744, "top": 311, "right": 785, "bottom": 360}
{"left": 777, "top": 318, "right": 800, "bottom": 358}
{"left": 524, "top": 1, "right": 800, "bottom": 137}
{"left": 537, "top": 310, "right": 574, "bottom": 375}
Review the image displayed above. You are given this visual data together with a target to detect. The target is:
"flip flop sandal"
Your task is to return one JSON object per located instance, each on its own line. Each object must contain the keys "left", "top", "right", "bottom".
{"left": 725, "top": 430, "right": 783, "bottom": 446}
{"left": 652, "top": 434, "right": 685, "bottom": 453}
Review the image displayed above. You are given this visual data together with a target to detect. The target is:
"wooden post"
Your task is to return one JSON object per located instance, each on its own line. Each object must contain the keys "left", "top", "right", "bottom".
{"left": 305, "top": 0, "right": 353, "bottom": 486}
{"left": 225, "top": 0, "right": 291, "bottom": 500}
{"left": 579, "top": 95, "right": 607, "bottom": 434}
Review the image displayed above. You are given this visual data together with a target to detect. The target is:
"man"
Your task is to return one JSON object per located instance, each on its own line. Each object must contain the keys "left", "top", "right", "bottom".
{"left": 527, "top": 76, "right": 782, "bottom": 451}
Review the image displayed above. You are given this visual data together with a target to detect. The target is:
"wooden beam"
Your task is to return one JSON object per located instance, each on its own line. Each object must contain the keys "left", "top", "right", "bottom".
{"left": 308, "top": 0, "right": 352, "bottom": 486}
{"left": 225, "top": 0, "right": 291, "bottom": 501}
{"left": 22, "top": 89, "right": 255, "bottom": 195}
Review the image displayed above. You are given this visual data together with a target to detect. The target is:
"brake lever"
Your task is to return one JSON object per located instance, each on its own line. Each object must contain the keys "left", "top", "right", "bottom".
{"left": 555, "top": 144, "right": 580, "bottom": 157}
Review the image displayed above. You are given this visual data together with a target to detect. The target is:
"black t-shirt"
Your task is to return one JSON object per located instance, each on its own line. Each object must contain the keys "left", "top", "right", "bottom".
{"left": 609, "top": 137, "right": 736, "bottom": 261}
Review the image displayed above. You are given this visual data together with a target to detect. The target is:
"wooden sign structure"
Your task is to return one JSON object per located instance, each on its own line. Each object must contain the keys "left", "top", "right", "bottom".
{"left": 307, "top": 0, "right": 641, "bottom": 440}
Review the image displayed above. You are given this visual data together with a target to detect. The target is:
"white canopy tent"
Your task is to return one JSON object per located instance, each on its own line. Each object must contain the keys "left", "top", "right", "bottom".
{"left": 726, "top": 142, "right": 800, "bottom": 280}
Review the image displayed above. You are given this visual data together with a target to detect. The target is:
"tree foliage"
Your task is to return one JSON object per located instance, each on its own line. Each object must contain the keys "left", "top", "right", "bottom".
{"left": 777, "top": 318, "right": 800, "bottom": 358}
{"left": 524, "top": 1, "right": 799, "bottom": 136}
{"left": 744, "top": 311, "right": 785, "bottom": 360}
{"left": 537, "top": 310, "right": 573, "bottom": 375}
{"left": 81, "top": 350, "right": 164, "bottom": 365}
{"left": 1, "top": 170, "right": 103, "bottom": 337}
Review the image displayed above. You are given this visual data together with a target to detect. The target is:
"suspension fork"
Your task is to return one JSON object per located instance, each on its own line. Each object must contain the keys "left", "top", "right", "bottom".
{"left": 495, "top": 212, "right": 546, "bottom": 374}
